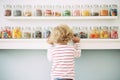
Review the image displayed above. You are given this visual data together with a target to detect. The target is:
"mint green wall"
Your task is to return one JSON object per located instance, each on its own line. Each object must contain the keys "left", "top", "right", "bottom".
{"left": 0, "top": 50, "right": 120, "bottom": 80}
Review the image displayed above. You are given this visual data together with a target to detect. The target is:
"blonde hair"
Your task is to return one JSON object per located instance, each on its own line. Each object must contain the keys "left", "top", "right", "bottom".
{"left": 50, "top": 24, "right": 74, "bottom": 43}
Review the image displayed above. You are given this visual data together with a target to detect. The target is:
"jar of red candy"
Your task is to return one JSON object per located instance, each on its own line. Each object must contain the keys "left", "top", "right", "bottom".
{"left": 110, "top": 26, "right": 118, "bottom": 39}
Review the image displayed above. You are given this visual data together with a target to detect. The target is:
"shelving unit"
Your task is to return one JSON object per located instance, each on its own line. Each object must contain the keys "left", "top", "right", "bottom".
{"left": 5, "top": 16, "right": 118, "bottom": 20}
{"left": 3, "top": 15, "right": 119, "bottom": 50}
{"left": 0, "top": 39, "right": 120, "bottom": 49}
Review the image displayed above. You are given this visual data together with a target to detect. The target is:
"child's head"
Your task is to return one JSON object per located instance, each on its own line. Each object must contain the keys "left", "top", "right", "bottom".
{"left": 50, "top": 24, "right": 74, "bottom": 44}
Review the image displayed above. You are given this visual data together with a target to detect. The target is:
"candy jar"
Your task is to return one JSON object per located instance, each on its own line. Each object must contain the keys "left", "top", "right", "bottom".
{"left": 1, "top": 26, "right": 12, "bottom": 39}
{"left": 54, "top": 5, "right": 61, "bottom": 16}
{"left": 109, "top": 4, "right": 117, "bottom": 16}
{"left": 62, "top": 5, "right": 71, "bottom": 16}
{"left": 23, "top": 27, "right": 31, "bottom": 39}
{"left": 100, "top": 4, "right": 109, "bottom": 16}
{"left": 110, "top": 26, "right": 118, "bottom": 39}
{"left": 79, "top": 27, "right": 88, "bottom": 38}
{"left": 12, "top": 26, "right": 22, "bottom": 39}
{"left": 1, "top": 27, "right": 7, "bottom": 39}
{"left": 4, "top": 5, "right": 12, "bottom": 16}
{"left": 81, "top": 5, "right": 91, "bottom": 16}
{"left": 89, "top": 27, "right": 99, "bottom": 38}
{"left": 45, "top": 5, "right": 53, "bottom": 16}
{"left": 72, "top": 5, "right": 81, "bottom": 16}
{"left": 92, "top": 5, "right": 99, "bottom": 16}
{"left": 31, "top": 27, "right": 35, "bottom": 38}
{"left": 72, "top": 26, "right": 79, "bottom": 37}
{"left": 100, "top": 26, "right": 109, "bottom": 39}
{"left": 34, "top": 5, "right": 42, "bottom": 16}
{"left": 13, "top": 5, "right": 22, "bottom": 16}
{"left": 43, "top": 26, "right": 51, "bottom": 38}
{"left": 35, "top": 26, "right": 42, "bottom": 38}
{"left": 23, "top": 5, "right": 32, "bottom": 16}
{"left": 0, "top": 27, "right": 2, "bottom": 38}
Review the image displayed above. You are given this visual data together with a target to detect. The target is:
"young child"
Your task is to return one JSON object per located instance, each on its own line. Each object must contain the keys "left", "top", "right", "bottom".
{"left": 47, "top": 24, "right": 81, "bottom": 80}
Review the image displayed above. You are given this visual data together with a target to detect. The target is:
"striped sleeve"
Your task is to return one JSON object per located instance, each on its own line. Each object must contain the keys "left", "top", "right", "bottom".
{"left": 73, "top": 43, "right": 81, "bottom": 58}
{"left": 47, "top": 44, "right": 53, "bottom": 62}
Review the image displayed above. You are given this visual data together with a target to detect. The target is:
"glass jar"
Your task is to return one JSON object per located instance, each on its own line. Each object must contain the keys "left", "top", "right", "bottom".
{"left": 72, "top": 26, "right": 79, "bottom": 37}
{"left": 100, "top": 26, "right": 109, "bottom": 39}
{"left": 81, "top": 5, "right": 91, "bottom": 16}
{"left": 23, "top": 5, "right": 32, "bottom": 16}
{"left": 45, "top": 5, "right": 53, "bottom": 16}
{"left": 62, "top": 5, "right": 71, "bottom": 16}
{"left": 110, "top": 26, "right": 118, "bottom": 39}
{"left": 109, "top": 4, "right": 117, "bottom": 16}
{"left": 35, "top": 5, "right": 42, "bottom": 16}
{"left": 79, "top": 27, "right": 88, "bottom": 38}
{"left": 12, "top": 26, "right": 22, "bottom": 39}
{"left": 100, "top": 4, "right": 109, "bottom": 16}
{"left": 35, "top": 27, "right": 42, "bottom": 38}
{"left": 4, "top": 5, "right": 12, "bottom": 16}
{"left": 0, "top": 27, "right": 2, "bottom": 38}
{"left": 31, "top": 27, "right": 35, "bottom": 38}
{"left": 89, "top": 27, "right": 99, "bottom": 38}
{"left": 92, "top": 5, "right": 99, "bottom": 16}
{"left": 54, "top": 5, "right": 61, "bottom": 16}
{"left": 23, "top": 27, "right": 31, "bottom": 39}
{"left": 72, "top": 5, "right": 81, "bottom": 16}
{"left": 43, "top": 26, "right": 51, "bottom": 38}
{"left": 13, "top": 5, "right": 22, "bottom": 16}
{"left": 1, "top": 26, "right": 12, "bottom": 39}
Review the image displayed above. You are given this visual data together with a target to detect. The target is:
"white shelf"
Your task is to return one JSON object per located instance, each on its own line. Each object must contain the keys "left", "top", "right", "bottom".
{"left": 0, "top": 39, "right": 120, "bottom": 49}
{"left": 5, "top": 16, "right": 118, "bottom": 20}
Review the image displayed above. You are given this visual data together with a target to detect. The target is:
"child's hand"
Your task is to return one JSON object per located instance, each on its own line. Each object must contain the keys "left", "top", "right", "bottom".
{"left": 47, "top": 38, "right": 54, "bottom": 45}
{"left": 72, "top": 36, "right": 80, "bottom": 43}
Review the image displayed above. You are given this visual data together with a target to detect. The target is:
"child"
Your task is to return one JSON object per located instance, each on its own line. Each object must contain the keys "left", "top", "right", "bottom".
{"left": 47, "top": 24, "right": 81, "bottom": 80}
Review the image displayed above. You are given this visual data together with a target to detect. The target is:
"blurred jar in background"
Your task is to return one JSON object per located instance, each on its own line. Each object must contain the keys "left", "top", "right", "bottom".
{"left": 23, "top": 27, "right": 31, "bottom": 39}
{"left": 45, "top": 5, "right": 53, "bottom": 16}
{"left": 109, "top": 4, "right": 118, "bottom": 16}
{"left": 4, "top": 5, "right": 12, "bottom": 16}
{"left": 23, "top": 5, "right": 32, "bottom": 16}
{"left": 100, "top": 4, "right": 109, "bottom": 16}
{"left": 110, "top": 26, "right": 118, "bottom": 39}
{"left": 0, "top": 27, "right": 2, "bottom": 38}
{"left": 13, "top": 5, "right": 22, "bottom": 16}
{"left": 54, "top": 5, "right": 61, "bottom": 16}
{"left": 72, "top": 26, "right": 79, "bottom": 37}
{"left": 34, "top": 5, "right": 42, "bottom": 16}
{"left": 81, "top": 5, "right": 91, "bottom": 16}
{"left": 35, "top": 26, "right": 42, "bottom": 38}
{"left": 62, "top": 5, "right": 71, "bottom": 16}
{"left": 89, "top": 26, "right": 99, "bottom": 38}
{"left": 1, "top": 26, "right": 12, "bottom": 39}
{"left": 100, "top": 26, "right": 109, "bottom": 38}
{"left": 43, "top": 26, "right": 51, "bottom": 38}
{"left": 92, "top": 4, "right": 99, "bottom": 16}
{"left": 79, "top": 26, "right": 88, "bottom": 38}
{"left": 72, "top": 5, "right": 81, "bottom": 16}
{"left": 12, "top": 26, "right": 22, "bottom": 39}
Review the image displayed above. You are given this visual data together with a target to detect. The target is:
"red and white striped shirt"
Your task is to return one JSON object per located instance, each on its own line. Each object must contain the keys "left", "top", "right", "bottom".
{"left": 47, "top": 43, "right": 81, "bottom": 80}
